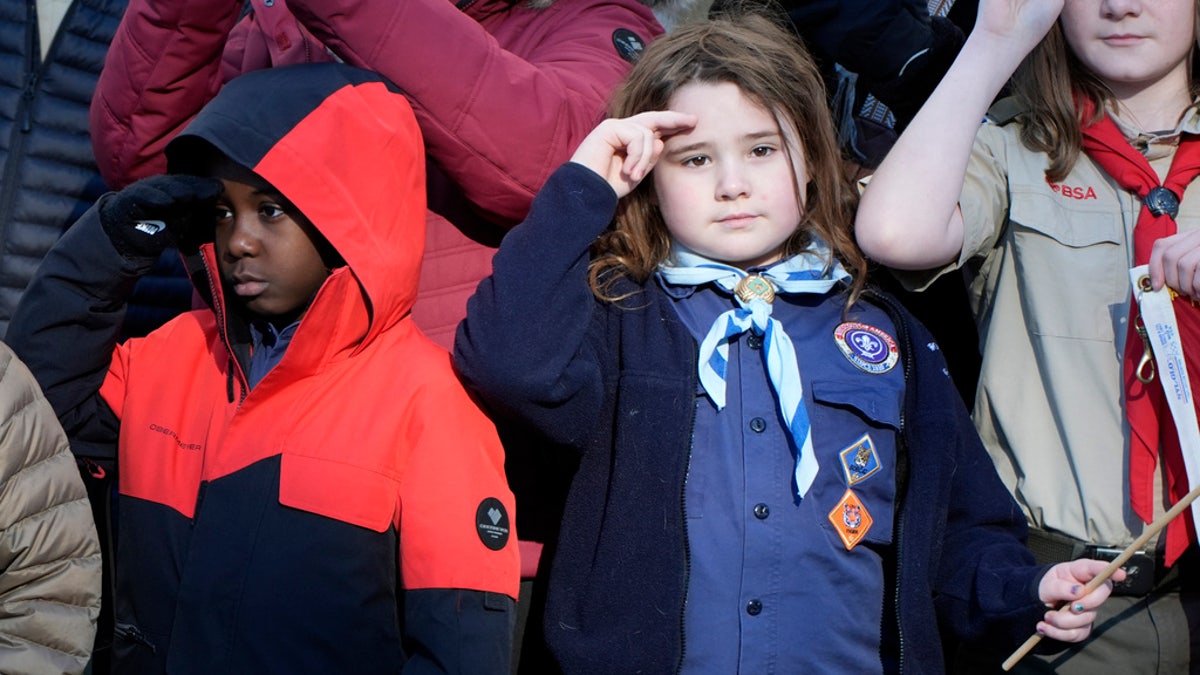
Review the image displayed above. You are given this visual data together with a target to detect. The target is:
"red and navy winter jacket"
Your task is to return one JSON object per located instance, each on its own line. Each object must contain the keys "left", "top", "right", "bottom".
{"left": 10, "top": 64, "right": 520, "bottom": 674}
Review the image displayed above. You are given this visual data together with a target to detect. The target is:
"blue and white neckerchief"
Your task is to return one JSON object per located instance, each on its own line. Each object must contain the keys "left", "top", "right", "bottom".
{"left": 657, "top": 244, "right": 851, "bottom": 499}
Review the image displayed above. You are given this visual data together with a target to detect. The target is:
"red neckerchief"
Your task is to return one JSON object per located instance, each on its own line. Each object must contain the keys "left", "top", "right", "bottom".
{"left": 1079, "top": 97, "right": 1200, "bottom": 565}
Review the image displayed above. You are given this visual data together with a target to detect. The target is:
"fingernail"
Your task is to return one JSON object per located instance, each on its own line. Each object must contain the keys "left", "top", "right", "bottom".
{"left": 1070, "top": 585, "right": 1081, "bottom": 595}
{"left": 1037, "top": 625, "right": 1046, "bottom": 635}
{"left": 1073, "top": 603, "right": 1084, "bottom": 613}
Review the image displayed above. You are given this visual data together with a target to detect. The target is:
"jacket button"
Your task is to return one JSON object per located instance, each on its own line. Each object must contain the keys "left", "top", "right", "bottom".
{"left": 746, "top": 334, "right": 763, "bottom": 350}
{"left": 749, "top": 417, "right": 767, "bottom": 433}
{"left": 746, "top": 599, "right": 763, "bottom": 616}
{"left": 753, "top": 503, "right": 770, "bottom": 519}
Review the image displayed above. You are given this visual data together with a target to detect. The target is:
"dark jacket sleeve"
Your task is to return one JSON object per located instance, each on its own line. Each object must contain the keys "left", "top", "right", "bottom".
{"left": 899, "top": 316, "right": 1048, "bottom": 647}
{"left": 6, "top": 199, "right": 149, "bottom": 459}
{"left": 454, "top": 162, "right": 618, "bottom": 445}
{"left": 782, "top": 0, "right": 932, "bottom": 81}
{"left": 401, "top": 589, "right": 515, "bottom": 674}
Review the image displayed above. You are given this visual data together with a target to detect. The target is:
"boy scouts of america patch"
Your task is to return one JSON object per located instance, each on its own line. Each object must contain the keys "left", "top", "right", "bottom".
{"left": 839, "top": 434, "right": 881, "bottom": 486}
{"left": 833, "top": 322, "right": 898, "bottom": 374}
{"left": 475, "top": 498, "right": 510, "bottom": 550}
{"left": 829, "top": 489, "right": 873, "bottom": 550}
{"left": 611, "top": 28, "right": 645, "bottom": 63}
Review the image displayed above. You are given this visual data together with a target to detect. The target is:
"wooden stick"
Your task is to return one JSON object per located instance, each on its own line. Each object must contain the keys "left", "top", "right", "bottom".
{"left": 1001, "top": 481, "right": 1200, "bottom": 671}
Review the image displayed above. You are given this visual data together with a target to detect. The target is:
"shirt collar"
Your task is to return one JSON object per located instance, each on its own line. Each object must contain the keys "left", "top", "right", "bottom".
{"left": 1109, "top": 101, "right": 1200, "bottom": 161}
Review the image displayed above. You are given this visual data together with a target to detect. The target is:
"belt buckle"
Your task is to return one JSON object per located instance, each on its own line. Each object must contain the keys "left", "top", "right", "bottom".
{"left": 1085, "top": 547, "right": 1155, "bottom": 596}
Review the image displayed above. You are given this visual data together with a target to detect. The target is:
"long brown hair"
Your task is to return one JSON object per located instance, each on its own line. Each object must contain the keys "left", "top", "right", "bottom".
{"left": 587, "top": 12, "right": 866, "bottom": 305}
{"left": 1012, "top": 4, "right": 1200, "bottom": 183}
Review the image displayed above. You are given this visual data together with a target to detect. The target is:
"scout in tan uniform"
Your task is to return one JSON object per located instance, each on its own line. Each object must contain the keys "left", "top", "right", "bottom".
{"left": 856, "top": 0, "right": 1200, "bottom": 672}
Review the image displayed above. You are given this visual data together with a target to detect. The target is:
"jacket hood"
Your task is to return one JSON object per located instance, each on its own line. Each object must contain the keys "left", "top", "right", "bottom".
{"left": 166, "top": 63, "right": 426, "bottom": 348}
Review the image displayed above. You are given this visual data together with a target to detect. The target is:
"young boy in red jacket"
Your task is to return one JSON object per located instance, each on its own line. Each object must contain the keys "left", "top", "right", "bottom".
{"left": 8, "top": 63, "right": 519, "bottom": 674}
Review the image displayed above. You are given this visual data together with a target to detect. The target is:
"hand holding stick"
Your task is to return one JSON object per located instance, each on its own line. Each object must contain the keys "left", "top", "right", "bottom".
{"left": 1002, "top": 481, "right": 1200, "bottom": 670}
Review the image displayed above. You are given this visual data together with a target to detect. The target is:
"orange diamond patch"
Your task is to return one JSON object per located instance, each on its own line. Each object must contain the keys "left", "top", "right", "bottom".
{"left": 828, "top": 488, "right": 873, "bottom": 551}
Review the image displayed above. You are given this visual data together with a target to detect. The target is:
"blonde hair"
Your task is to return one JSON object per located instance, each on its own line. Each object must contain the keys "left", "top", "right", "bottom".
{"left": 1012, "top": 4, "right": 1200, "bottom": 182}
{"left": 586, "top": 11, "right": 866, "bottom": 305}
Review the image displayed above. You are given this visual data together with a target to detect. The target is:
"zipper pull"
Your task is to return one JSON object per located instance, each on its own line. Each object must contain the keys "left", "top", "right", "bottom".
{"left": 114, "top": 623, "right": 158, "bottom": 654}
{"left": 19, "top": 72, "right": 38, "bottom": 133}
{"left": 80, "top": 457, "right": 107, "bottom": 480}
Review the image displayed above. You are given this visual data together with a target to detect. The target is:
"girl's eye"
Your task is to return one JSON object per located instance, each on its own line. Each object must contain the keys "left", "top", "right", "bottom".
{"left": 751, "top": 145, "right": 775, "bottom": 158}
{"left": 214, "top": 206, "right": 233, "bottom": 223}
{"left": 682, "top": 155, "right": 710, "bottom": 168}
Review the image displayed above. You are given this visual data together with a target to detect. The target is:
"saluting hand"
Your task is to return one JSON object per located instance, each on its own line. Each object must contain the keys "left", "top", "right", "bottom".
{"left": 98, "top": 174, "right": 224, "bottom": 261}
{"left": 570, "top": 111, "right": 696, "bottom": 199}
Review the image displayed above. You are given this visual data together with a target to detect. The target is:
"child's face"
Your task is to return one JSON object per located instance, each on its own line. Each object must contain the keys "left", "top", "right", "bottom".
{"left": 1061, "top": 0, "right": 1195, "bottom": 99}
{"left": 212, "top": 165, "right": 332, "bottom": 324}
{"left": 652, "top": 81, "right": 805, "bottom": 269}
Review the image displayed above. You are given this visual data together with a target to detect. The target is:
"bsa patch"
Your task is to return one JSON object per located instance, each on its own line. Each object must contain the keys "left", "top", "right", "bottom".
{"left": 475, "top": 497, "right": 511, "bottom": 551}
{"left": 612, "top": 28, "right": 645, "bottom": 63}
{"left": 828, "top": 489, "right": 873, "bottom": 551}
{"left": 833, "top": 322, "right": 898, "bottom": 374}
{"left": 839, "top": 434, "right": 881, "bottom": 486}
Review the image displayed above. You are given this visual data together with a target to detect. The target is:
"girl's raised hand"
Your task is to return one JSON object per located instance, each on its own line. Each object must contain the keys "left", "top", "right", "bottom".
{"left": 974, "top": 0, "right": 1063, "bottom": 55}
{"left": 570, "top": 111, "right": 696, "bottom": 199}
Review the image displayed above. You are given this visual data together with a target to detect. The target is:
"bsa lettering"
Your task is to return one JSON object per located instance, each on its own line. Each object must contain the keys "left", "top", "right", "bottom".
{"left": 1047, "top": 181, "right": 1098, "bottom": 201}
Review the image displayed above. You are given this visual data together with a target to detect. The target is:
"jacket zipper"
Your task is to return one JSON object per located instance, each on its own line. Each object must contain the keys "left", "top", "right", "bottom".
{"left": 205, "top": 257, "right": 249, "bottom": 405}
{"left": 675, "top": 345, "right": 699, "bottom": 674}
{"left": 0, "top": 2, "right": 40, "bottom": 251}
{"left": 20, "top": 0, "right": 77, "bottom": 132}
{"left": 18, "top": 72, "right": 38, "bottom": 133}
{"left": 17, "top": 0, "right": 41, "bottom": 134}
{"left": 1, "top": 0, "right": 78, "bottom": 267}
{"left": 114, "top": 622, "right": 158, "bottom": 654}
{"left": 866, "top": 289, "right": 914, "bottom": 675}
{"left": 0, "top": 70, "right": 39, "bottom": 228}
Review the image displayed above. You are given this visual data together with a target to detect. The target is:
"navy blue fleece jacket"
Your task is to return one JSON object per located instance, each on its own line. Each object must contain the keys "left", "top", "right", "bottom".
{"left": 455, "top": 162, "right": 1049, "bottom": 674}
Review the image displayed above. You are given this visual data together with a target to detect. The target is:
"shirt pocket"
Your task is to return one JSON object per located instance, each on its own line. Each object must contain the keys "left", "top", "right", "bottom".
{"left": 278, "top": 453, "right": 401, "bottom": 532}
{"left": 809, "top": 377, "right": 902, "bottom": 546}
{"left": 1008, "top": 191, "right": 1124, "bottom": 342}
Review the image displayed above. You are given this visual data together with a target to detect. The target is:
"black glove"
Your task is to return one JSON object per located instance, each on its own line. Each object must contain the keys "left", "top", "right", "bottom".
{"left": 98, "top": 174, "right": 224, "bottom": 261}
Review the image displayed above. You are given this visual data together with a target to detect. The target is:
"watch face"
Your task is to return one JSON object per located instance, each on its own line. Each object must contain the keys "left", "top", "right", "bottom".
{"left": 1146, "top": 186, "right": 1180, "bottom": 218}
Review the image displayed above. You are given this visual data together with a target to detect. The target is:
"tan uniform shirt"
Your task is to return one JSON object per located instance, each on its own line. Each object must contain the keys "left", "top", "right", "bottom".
{"left": 899, "top": 102, "right": 1200, "bottom": 547}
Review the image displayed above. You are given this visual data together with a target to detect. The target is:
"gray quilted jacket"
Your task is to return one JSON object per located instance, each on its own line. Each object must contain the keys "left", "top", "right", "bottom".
{"left": 0, "top": 343, "right": 101, "bottom": 674}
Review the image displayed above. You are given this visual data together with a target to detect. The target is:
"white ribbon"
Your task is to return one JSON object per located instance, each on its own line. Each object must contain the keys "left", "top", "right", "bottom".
{"left": 1130, "top": 264, "right": 1200, "bottom": 538}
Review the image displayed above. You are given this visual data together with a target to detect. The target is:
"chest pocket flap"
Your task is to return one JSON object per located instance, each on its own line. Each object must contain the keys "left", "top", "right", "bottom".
{"left": 279, "top": 454, "right": 400, "bottom": 532}
{"left": 811, "top": 377, "right": 903, "bottom": 430}
{"left": 1009, "top": 190, "right": 1122, "bottom": 248}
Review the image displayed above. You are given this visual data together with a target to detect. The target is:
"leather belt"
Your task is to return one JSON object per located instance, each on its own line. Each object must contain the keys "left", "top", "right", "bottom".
{"left": 1025, "top": 529, "right": 1157, "bottom": 597}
